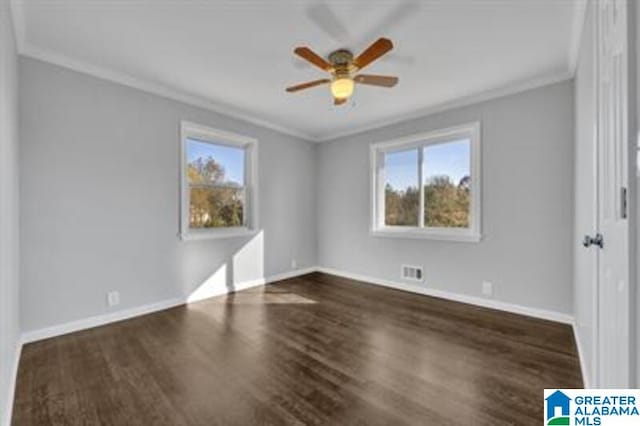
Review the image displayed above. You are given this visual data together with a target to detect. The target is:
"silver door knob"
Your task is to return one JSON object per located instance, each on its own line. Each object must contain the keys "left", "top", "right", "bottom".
{"left": 583, "top": 233, "right": 604, "bottom": 248}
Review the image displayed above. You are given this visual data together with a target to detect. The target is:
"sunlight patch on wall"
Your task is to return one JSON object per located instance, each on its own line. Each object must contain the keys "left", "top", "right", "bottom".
{"left": 233, "top": 230, "right": 264, "bottom": 284}
{"left": 186, "top": 231, "right": 266, "bottom": 304}
{"left": 186, "top": 263, "right": 229, "bottom": 303}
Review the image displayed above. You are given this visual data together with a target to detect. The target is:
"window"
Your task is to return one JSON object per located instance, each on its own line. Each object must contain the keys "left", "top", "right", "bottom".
{"left": 371, "top": 122, "right": 481, "bottom": 242}
{"left": 180, "top": 121, "right": 258, "bottom": 240}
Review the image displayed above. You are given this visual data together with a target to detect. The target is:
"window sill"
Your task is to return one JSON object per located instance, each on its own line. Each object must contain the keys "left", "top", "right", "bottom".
{"left": 371, "top": 227, "right": 482, "bottom": 243}
{"left": 179, "top": 227, "right": 257, "bottom": 241}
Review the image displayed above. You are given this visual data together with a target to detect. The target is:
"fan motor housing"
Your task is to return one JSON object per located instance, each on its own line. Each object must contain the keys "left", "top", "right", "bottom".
{"left": 329, "top": 49, "right": 355, "bottom": 77}
{"left": 328, "top": 49, "right": 353, "bottom": 65}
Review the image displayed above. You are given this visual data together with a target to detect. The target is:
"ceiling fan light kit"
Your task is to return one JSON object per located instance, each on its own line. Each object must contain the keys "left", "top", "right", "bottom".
{"left": 330, "top": 78, "right": 354, "bottom": 99}
{"left": 286, "top": 38, "right": 398, "bottom": 106}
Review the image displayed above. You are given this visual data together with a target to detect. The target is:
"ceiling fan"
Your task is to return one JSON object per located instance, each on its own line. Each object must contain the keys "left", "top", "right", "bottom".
{"left": 286, "top": 37, "right": 399, "bottom": 106}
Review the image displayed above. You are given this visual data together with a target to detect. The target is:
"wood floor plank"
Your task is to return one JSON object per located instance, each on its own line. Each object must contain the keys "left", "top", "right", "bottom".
{"left": 13, "top": 272, "right": 582, "bottom": 425}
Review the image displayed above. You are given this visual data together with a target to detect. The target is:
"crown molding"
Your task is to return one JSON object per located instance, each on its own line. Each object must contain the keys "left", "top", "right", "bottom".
{"left": 568, "top": 0, "right": 588, "bottom": 75}
{"left": 8, "top": 2, "right": 316, "bottom": 142}
{"left": 315, "top": 70, "right": 573, "bottom": 142}
{"left": 10, "top": 0, "right": 580, "bottom": 144}
{"left": 19, "top": 41, "right": 574, "bottom": 144}
{"left": 20, "top": 42, "right": 318, "bottom": 141}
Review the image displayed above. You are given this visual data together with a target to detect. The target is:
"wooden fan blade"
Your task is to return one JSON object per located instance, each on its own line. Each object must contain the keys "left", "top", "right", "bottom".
{"left": 294, "top": 47, "right": 333, "bottom": 72}
{"left": 286, "top": 79, "right": 331, "bottom": 92}
{"left": 353, "top": 38, "right": 393, "bottom": 70}
{"left": 334, "top": 97, "right": 347, "bottom": 106}
{"left": 354, "top": 74, "right": 398, "bottom": 87}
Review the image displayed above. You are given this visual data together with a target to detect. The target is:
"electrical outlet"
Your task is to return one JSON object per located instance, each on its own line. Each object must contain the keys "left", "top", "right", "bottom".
{"left": 107, "top": 291, "right": 120, "bottom": 307}
{"left": 401, "top": 265, "right": 423, "bottom": 282}
{"left": 291, "top": 259, "right": 297, "bottom": 270}
{"left": 482, "top": 281, "right": 493, "bottom": 297}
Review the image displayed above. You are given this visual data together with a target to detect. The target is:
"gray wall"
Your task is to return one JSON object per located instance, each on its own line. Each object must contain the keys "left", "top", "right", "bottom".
{"left": 19, "top": 58, "right": 317, "bottom": 333}
{"left": 0, "top": 2, "right": 20, "bottom": 425}
{"left": 317, "top": 81, "right": 574, "bottom": 315}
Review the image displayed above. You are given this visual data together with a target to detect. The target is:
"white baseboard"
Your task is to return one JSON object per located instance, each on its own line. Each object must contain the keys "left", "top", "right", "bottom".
{"left": 11, "top": 264, "right": 583, "bottom": 424}
{"left": 3, "top": 340, "right": 21, "bottom": 426}
{"left": 20, "top": 265, "right": 575, "bottom": 344}
{"left": 20, "top": 264, "right": 575, "bottom": 342}
{"left": 21, "top": 296, "right": 186, "bottom": 344}
{"left": 572, "top": 321, "right": 591, "bottom": 388}
{"left": 21, "top": 267, "right": 317, "bottom": 345}
{"left": 266, "top": 267, "right": 317, "bottom": 283}
{"left": 315, "top": 266, "right": 574, "bottom": 325}
{"left": 185, "top": 266, "right": 317, "bottom": 303}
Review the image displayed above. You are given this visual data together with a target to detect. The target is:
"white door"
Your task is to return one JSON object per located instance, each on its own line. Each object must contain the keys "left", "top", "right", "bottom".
{"left": 595, "top": 0, "right": 631, "bottom": 388}
{"left": 575, "top": 0, "right": 599, "bottom": 387}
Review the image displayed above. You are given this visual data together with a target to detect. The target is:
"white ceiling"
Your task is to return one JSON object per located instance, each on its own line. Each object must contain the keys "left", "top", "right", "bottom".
{"left": 12, "top": 0, "right": 583, "bottom": 141}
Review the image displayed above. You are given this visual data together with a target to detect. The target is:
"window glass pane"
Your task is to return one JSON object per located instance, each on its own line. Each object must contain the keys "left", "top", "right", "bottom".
{"left": 423, "top": 139, "right": 471, "bottom": 228}
{"left": 384, "top": 148, "right": 419, "bottom": 226}
{"left": 186, "top": 138, "right": 245, "bottom": 186}
{"left": 189, "top": 187, "right": 244, "bottom": 228}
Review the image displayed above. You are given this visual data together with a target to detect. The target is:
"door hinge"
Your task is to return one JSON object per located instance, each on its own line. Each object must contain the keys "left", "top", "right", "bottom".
{"left": 621, "top": 187, "right": 628, "bottom": 219}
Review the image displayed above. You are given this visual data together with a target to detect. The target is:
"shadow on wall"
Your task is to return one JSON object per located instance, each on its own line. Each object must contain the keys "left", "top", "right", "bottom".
{"left": 182, "top": 231, "right": 266, "bottom": 303}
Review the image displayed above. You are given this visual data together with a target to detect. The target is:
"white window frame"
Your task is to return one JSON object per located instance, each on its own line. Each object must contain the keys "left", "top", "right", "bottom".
{"left": 180, "top": 121, "right": 258, "bottom": 241}
{"left": 370, "top": 122, "right": 482, "bottom": 242}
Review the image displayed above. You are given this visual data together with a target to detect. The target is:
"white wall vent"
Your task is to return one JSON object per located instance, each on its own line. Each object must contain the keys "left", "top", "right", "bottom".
{"left": 401, "top": 265, "right": 423, "bottom": 282}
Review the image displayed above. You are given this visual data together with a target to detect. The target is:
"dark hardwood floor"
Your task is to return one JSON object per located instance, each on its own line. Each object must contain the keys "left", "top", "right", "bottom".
{"left": 13, "top": 272, "right": 582, "bottom": 425}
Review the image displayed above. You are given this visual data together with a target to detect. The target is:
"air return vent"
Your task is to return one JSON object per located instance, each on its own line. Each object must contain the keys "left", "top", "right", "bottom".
{"left": 401, "top": 265, "right": 423, "bottom": 282}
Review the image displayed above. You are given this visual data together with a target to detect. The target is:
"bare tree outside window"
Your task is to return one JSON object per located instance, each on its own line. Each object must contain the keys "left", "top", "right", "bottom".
{"left": 187, "top": 139, "right": 245, "bottom": 229}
